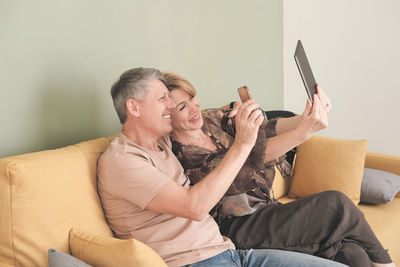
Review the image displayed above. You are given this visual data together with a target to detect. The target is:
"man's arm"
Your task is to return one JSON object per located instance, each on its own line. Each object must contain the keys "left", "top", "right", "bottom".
{"left": 147, "top": 142, "right": 254, "bottom": 221}
{"left": 146, "top": 100, "right": 264, "bottom": 221}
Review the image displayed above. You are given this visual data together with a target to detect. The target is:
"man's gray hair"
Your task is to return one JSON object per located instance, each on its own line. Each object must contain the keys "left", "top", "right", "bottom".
{"left": 111, "top": 67, "right": 165, "bottom": 124}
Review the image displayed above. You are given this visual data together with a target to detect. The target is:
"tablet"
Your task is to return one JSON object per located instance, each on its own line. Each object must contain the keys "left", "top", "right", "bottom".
{"left": 294, "top": 40, "right": 317, "bottom": 103}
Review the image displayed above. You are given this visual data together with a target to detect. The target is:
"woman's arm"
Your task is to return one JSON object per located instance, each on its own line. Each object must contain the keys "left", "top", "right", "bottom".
{"left": 276, "top": 85, "right": 331, "bottom": 135}
{"left": 264, "top": 95, "right": 328, "bottom": 162}
{"left": 275, "top": 116, "right": 302, "bottom": 135}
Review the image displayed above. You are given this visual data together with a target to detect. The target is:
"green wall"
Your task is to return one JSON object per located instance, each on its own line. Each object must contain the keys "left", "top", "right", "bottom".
{"left": 0, "top": 0, "right": 283, "bottom": 158}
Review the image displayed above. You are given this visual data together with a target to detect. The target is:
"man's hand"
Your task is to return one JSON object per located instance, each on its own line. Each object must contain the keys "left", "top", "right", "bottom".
{"left": 233, "top": 98, "right": 264, "bottom": 149}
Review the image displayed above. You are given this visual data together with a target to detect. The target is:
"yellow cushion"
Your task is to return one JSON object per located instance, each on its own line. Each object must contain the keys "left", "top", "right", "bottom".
{"left": 69, "top": 229, "right": 167, "bottom": 267}
{"left": 0, "top": 137, "right": 114, "bottom": 267}
{"left": 272, "top": 166, "right": 289, "bottom": 199}
{"left": 288, "top": 135, "right": 367, "bottom": 203}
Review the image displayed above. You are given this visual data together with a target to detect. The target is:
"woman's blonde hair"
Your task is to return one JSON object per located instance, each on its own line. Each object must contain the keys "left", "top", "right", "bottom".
{"left": 163, "top": 71, "right": 197, "bottom": 97}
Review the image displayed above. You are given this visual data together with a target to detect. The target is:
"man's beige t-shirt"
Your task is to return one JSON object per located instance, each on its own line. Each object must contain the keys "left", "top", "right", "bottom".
{"left": 97, "top": 133, "right": 234, "bottom": 267}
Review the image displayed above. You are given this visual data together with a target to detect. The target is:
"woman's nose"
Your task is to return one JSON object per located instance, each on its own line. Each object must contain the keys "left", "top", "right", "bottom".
{"left": 188, "top": 102, "right": 198, "bottom": 113}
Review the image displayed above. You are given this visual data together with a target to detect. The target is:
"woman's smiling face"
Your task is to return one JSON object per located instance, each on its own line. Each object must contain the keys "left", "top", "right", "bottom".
{"left": 169, "top": 89, "right": 203, "bottom": 132}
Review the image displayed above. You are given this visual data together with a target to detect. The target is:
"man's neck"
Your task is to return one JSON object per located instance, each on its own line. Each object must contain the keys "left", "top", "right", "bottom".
{"left": 122, "top": 125, "right": 161, "bottom": 151}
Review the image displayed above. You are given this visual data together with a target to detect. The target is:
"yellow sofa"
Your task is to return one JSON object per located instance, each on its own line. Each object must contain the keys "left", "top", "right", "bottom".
{"left": 1, "top": 136, "right": 399, "bottom": 266}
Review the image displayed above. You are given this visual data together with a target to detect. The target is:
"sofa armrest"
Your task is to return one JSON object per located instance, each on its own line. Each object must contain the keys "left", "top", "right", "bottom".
{"left": 365, "top": 152, "right": 400, "bottom": 198}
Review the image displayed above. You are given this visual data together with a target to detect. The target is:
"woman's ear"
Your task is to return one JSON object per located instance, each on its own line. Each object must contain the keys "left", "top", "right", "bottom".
{"left": 126, "top": 98, "right": 140, "bottom": 117}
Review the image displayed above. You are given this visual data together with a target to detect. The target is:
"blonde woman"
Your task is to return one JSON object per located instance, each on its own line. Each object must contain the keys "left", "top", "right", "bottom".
{"left": 164, "top": 71, "right": 395, "bottom": 267}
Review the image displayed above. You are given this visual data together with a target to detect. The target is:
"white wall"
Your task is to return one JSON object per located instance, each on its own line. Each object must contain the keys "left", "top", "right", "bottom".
{"left": 284, "top": 0, "right": 400, "bottom": 156}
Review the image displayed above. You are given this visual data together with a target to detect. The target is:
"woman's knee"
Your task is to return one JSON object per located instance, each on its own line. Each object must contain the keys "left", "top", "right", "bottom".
{"left": 318, "top": 191, "right": 362, "bottom": 218}
{"left": 319, "top": 190, "right": 353, "bottom": 204}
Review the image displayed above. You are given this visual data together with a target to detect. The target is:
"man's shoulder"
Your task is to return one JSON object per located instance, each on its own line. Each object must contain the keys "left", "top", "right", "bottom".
{"left": 100, "top": 134, "right": 173, "bottom": 166}
{"left": 100, "top": 134, "right": 149, "bottom": 167}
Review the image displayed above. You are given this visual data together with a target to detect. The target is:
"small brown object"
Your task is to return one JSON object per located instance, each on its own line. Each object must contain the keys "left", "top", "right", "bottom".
{"left": 238, "top": 86, "right": 251, "bottom": 103}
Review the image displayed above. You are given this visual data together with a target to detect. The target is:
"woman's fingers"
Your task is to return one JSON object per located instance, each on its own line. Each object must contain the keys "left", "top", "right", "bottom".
{"left": 228, "top": 108, "right": 238, "bottom": 118}
{"left": 228, "top": 101, "right": 242, "bottom": 118}
{"left": 309, "top": 94, "right": 320, "bottom": 121}
{"left": 296, "top": 94, "right": 329, "bottom": 140}
{"left": 302, "top": 98, "right": 312, "bottom": 116}
{"left": 312, "top": 95, "right": 328, "bottom": 129}
{"left": 316, "top": 84, "right": 332, "bottom": 112}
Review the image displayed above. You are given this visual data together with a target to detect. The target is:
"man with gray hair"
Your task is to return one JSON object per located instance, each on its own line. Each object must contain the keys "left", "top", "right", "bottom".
{"left": 97, "top": 67, "right": 346, "bottom": 267}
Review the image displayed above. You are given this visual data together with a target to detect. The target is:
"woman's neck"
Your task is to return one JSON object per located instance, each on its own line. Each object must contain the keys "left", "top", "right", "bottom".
{"left": 171, "top": 129, "right": 203, "bottom": 146}
{"left": 172, "top": 128, "right": 217, "bottom": 151}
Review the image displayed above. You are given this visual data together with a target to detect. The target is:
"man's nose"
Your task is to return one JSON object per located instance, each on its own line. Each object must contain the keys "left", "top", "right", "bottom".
{"left": 167, "top": 96, "right": 176, "bottom": 109}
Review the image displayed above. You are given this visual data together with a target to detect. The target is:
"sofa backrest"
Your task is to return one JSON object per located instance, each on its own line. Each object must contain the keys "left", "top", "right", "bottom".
{"left": 0, "top": 137, "right": 115, "bottom": 267}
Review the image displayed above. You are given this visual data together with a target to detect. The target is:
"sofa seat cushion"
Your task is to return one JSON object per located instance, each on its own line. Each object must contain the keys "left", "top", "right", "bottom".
{"left": 358, "top": 198, "right": 400, "bottom": 265}
{"left": 0, "top": 137, "right": 114, "bottom": 267}
{"left": 278, "top": 196, "right": 400, "bottom": 264}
